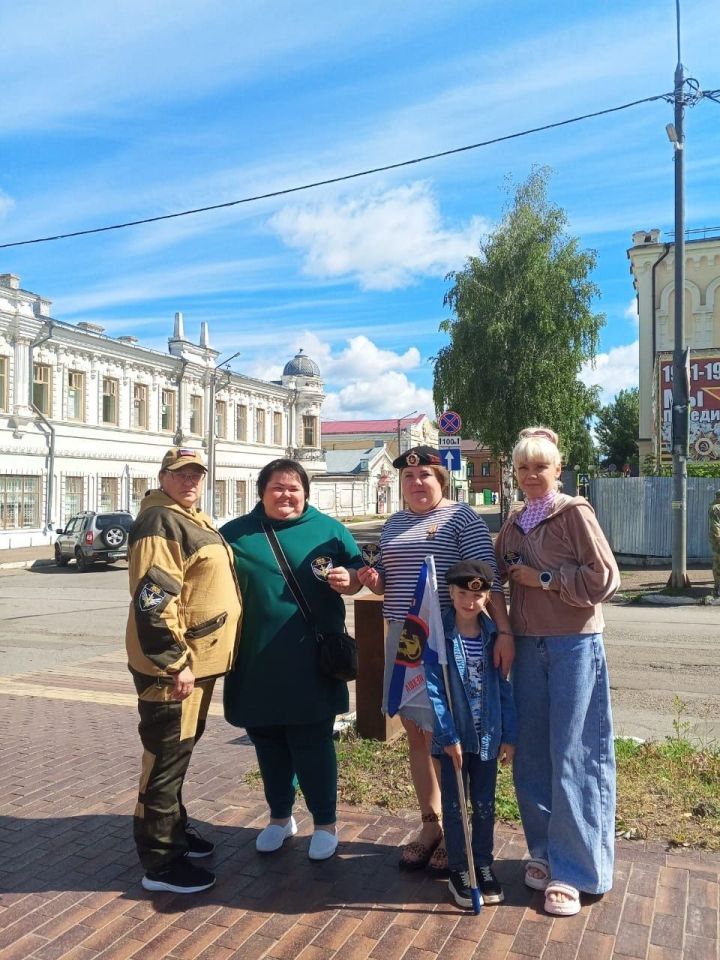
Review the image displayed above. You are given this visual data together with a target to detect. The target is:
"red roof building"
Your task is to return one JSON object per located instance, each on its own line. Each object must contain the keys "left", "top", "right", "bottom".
{"left": 321, "top": 414, "right": 437, "bottom": 459}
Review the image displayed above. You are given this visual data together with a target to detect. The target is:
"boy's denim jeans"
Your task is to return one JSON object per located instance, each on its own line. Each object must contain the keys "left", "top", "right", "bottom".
{"left": 440, "top": 753, "right": 498, "bottom": 871}
{"left": 512, "top": 633, "right": 616, "bottom": 894}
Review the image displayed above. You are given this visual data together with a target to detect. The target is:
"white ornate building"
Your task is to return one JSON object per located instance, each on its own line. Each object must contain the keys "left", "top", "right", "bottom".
{"left": 0, "top": 273, "right": 326, "bottom": 547}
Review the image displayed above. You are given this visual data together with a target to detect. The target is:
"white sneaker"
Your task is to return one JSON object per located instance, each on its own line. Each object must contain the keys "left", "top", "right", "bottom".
{"left": 308, "top": 828, "right": 338, "bottom": 861}
{"left": 256, "top": 816, "right": 297, "bottom": 853}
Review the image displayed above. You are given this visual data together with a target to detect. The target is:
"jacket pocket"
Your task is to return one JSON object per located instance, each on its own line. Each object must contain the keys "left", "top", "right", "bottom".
{"left": 185, "top": 612, "right": 228, "bottom": 641}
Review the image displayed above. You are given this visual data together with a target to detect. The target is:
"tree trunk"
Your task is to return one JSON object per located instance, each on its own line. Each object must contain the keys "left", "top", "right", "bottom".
{"left": 499, "top": 458, "right": 515, "bottom": 522}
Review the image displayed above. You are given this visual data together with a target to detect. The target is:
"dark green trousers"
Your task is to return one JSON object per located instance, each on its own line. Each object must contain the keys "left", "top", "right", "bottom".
{"left": 133, "top": 677, "right": 215, "bottom": 871}
{"left": 245, "top": 718, "right": 337, "bottom": 825}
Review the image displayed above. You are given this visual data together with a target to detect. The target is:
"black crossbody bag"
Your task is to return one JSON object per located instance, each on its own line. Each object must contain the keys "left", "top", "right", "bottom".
{"left": 262, "top": 522, "right": 358, "bottom": 682}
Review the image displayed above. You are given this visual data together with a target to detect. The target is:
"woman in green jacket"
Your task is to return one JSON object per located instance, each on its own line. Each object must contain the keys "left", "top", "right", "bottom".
{"left": 222, "top": 459, "right": 362, "bottom": 861}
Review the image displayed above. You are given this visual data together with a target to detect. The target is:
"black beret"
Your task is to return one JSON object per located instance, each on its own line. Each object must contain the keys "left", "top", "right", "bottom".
{"left": 445, "top": 560, "right": 494, "bottom": 592}
{"left": 392, "top": 445, "right": 441, "bottom": 469}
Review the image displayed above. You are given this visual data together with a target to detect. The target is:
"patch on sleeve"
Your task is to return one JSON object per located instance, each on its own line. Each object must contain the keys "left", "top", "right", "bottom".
{"left": 138, "top": 582, "right": 168, "bottom": 612}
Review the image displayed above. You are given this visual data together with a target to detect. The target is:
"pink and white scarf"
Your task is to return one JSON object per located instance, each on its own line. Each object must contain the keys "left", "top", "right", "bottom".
{"left": 518, "top": 491, "right": 556, "bottom": 534}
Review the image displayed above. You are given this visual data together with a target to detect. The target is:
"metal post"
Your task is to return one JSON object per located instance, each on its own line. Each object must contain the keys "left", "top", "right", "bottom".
{"left": 395, "top": 409, "right": 417, "bottom": 508}
{"left": 207, "top": 372, "right": 216, "bottom": 518}
{"left": 670, "top": 2, "right": 689, "bottom": 589}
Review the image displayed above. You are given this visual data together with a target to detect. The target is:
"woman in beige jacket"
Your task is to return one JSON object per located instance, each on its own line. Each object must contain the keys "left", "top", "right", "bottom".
{"left": 496, "top": 427, "right": 619, "bottom": 918}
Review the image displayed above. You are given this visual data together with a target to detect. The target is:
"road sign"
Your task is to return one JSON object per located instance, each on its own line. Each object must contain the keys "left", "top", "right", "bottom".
{"left": 438, "top": 435, "right": 461, "bottom": 448}
{"left": 439, "top": 447, "right": 461, "bottom": 472}
{"left": 439, "top": 410, "right": 462, "bottom": 435}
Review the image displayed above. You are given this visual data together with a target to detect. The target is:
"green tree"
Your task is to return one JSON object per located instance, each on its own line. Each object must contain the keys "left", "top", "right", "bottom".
{"left": 595, "top": 387, "right": 639, "bottom": 469}
{"left": 433, "top": 168, "right": 604, "bottom": 501}
{"left": 566, "top": 419, "right": 599, "bottom": 472}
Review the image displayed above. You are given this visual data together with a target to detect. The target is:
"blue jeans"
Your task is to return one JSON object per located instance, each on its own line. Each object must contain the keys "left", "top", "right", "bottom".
{"left": 512, "top": 633, "right": 616, "bottom": 894}
{"left": 440, "top": 753, "right": 497, "bottom": 871}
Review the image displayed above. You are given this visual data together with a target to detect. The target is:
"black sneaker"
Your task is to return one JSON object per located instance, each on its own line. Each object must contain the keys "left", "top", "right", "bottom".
{"left": 448, "top": 870, "right": 481, "bottom": 910}
{"left": 477, "top": 865, "right": 504, "bottom": 904}
{"left": 184, "top": 825, "right": 215, "bottom": 859}
{"left": 142, "top": 860, "right": 215, "bottom": 894}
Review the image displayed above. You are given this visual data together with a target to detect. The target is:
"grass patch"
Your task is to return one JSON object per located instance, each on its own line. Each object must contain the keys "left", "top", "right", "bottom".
{"left": 244, "top": 722, "right": 720, "bottom": 851}
{"left": 614, "top": 735, "right": 720, "bottom": 848}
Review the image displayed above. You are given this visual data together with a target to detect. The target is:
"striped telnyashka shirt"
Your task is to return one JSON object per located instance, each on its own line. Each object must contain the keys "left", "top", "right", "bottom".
{"left": 377, "top": 502, "right": 499, "bottom": 622}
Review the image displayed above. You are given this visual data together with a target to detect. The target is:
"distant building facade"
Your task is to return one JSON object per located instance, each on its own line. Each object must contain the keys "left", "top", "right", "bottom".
{"left": 461, "top": 441, "right": 501, "bottom": 502}
{"left": 628, "top": 229, "right": 720, "bottom": 467}
{"left": 322, "top": 444, "right": 396, "bottom": 516}
{"left": 0, "top": 273, "right": 325, "bottom": 548}
{"left": 321, "top": 414, "right": 438, "bottom": 461}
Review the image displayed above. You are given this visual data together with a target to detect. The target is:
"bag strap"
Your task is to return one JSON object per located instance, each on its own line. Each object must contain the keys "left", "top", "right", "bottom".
{"left": 262, "top": 521, "right": 315, "bottom": 627}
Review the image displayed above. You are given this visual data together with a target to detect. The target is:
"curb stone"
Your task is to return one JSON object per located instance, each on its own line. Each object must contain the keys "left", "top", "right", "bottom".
{"left": 0, "top": 558, "right": 55, "bottom": 570}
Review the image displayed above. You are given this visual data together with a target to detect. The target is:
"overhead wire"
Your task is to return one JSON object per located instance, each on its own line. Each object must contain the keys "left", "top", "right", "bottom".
{"left": 0, "top": 90, "right": 685, "bottom": 251}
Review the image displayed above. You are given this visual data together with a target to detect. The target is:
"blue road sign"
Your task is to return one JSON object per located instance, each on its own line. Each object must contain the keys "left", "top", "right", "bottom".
{"left": 439, "top": 447, "right": 461, "bottom": 472}
{"left": 439, "top": 410, "right": 462, "bottom": 435}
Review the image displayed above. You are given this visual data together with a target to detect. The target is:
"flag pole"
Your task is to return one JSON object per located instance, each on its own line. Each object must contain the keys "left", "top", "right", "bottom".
{"left": 428, "top": 556, "right": 481, "bottom": 915}
{"left": 440, "top": 660, "right": 482, "bottom": 914}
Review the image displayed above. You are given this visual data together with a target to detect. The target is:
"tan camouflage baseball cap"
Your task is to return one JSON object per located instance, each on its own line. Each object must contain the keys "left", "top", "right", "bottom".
{"left": 160, "top": 447, "right": 207, "bottom": 472}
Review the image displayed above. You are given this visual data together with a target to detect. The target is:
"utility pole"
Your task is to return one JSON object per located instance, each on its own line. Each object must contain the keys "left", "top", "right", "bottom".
{"left": 206, "top": 352, "right": 240, "bottom": 520}
{"left": 669, "top": 0, "right": 690, "bottom": 588}
{"left": 395, "top": 409, "right": 417, "bottom": 507}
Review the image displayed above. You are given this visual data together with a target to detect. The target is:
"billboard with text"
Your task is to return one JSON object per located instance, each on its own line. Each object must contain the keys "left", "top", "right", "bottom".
{"left": 656, "top": 350, "right": 720, "bottom": 461}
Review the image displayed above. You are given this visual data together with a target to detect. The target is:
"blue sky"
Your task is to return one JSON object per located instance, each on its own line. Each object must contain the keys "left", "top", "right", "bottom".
{"left": 1, "top": 0, "right": 718, "bottom": 419}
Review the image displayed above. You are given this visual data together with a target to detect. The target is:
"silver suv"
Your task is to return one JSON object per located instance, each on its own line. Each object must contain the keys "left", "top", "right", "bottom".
{"left": 54, "top": 511, "right": 133, "bottom": 571}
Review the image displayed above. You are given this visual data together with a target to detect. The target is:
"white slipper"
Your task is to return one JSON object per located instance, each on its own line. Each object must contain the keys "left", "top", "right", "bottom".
{"left": 308, "top": 828, "right": 338, "bottom": 861}
{"left": 524, "top": 857, "right": 551, "bottom": 891}
{"left": 544, "top": 881, "right": 581, "bottom": 916}
{"left": 256, "top": 816, "right": 297, "bottom": 853}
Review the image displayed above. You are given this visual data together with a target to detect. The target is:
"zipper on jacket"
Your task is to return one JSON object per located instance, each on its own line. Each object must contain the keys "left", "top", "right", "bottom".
{"left": 185, "top": 612, "right": 228, "bottom": 640}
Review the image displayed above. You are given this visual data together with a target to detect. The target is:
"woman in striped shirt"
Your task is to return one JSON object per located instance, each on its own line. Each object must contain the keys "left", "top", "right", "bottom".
{"left": 357, "top": 446, "right": 514, "bottom": 872}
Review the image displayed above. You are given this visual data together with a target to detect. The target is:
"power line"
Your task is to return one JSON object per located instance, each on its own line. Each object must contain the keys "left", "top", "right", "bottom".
{"left": 0, "top": 91, "right": 674, "bottom": 251}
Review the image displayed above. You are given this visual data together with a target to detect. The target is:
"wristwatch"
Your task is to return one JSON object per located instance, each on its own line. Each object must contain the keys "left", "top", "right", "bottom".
{"left": 539, "top": 570, "right": 553, "bottom": 590}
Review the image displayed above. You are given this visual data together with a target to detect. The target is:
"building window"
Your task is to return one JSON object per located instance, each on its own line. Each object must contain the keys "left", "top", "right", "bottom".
{"left": 161, "top": 389, "right": 176, "bottom": 433}
{"left": 32, "top": 363, "right": 52, "bottom": 415}
{"left": 189, "top": 395, "right": 203, "bottom": 435}
{"left": 67, "top": 371, "right": 85, "bottom": 421}
{"left": 302, "top": 415, "right": 318, "bottom": 447}
{"left": 215, "top": 400, "right": 227, "bottom": 439}
{"left": 0, "top": 475, "right": 41, "bottom": 530}
{"left": 133, "top": 383, "right": 149, "bottom": 429}
{"left": 273, "top": 411, "right": 282, "bottom": 445}
{"left": 235, "top": 479, "right": 248, "bottom": 515}
{"left": 481, "top": 462, "right": 491, "bottom": 477}
{"left": 214, "top": 480, "right": 226, "bottom": 517}
{"left": 255, "top": 408, "right": 266, "bottom": 444}
{"left": 0, "top": 356, "right": 8, "bottom": 411}
{"left": 131, "top": 478, "right": 149, "bottom": 515}
{"left": 64, "top": 476, "right": 84, "bottom": 520}
{"left": 466, "top": 462, "right": 474, "bottom": 478}
{"left": 236, "top": 404, "right": 248, "bottom": 441}
{"left": 100, "top": 477, "right": 119, "bottom": 511}
{"left": 102, "top": 378, "right": 118, "bottom": 424}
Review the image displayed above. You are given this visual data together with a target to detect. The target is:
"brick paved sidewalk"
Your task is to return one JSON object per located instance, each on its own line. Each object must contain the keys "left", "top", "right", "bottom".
{"left": 1, "top": 655, "right": 718, "bottom": 960}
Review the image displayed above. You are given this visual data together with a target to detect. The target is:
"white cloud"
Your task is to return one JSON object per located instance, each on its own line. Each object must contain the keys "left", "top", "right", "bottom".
{"left": 325, "top": 374, "right": 435, "bottom": 420}
{"left": 0, "top": 190, "right": 14, "bottom": 220}
{"left": 325, "top": 336, "right": 420, "bottom": 380}
{"left": 57, "top": 256, "right": 288, "bottom": 315}
{"left": 245, "top": 330, "right": 435, "bottom": 419}
{"left": 624, "top": 298, "right": 639, "bottom": 327}
{"left": 580, "top": 341, "right": 639, "bottom": 405}
{"left": 0, "top": 1, "right": 470, "bottom": 135}
{"left": 271, "top": 182, "right": 488, "bottom": 290}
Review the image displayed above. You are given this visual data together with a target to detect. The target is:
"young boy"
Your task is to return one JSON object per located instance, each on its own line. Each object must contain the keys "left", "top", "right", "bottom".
{"left": 424, "top": 560, "right": 517, "bottom": 909}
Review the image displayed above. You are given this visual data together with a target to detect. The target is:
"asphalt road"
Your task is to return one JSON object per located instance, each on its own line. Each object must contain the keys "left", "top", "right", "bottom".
{"left": 1, "top": 557, "right": 718, "bottom": 743}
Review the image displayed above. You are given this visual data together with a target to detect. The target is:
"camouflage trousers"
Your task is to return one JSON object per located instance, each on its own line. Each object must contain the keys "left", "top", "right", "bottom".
{"left": 132, "top": 675, "right": 215, "bottom": 871}
{"left": 713, "top": 552, "right": 720, "bottom": 597}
